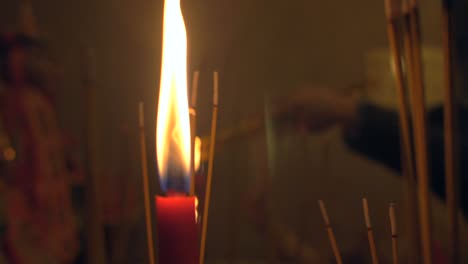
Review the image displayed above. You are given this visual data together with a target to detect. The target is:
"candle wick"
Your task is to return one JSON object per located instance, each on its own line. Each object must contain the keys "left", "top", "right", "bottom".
{"left": 166, "top": 190, "right": 187, "bottom": 197}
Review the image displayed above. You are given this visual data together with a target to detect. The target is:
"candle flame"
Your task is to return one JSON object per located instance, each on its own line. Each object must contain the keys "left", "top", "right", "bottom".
{"left": 156, "top": 0, "right": 191, "bottom": 193}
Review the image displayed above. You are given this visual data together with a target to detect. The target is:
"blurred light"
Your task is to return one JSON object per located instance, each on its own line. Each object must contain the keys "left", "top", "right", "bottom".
{"left": 156, "top": 0, "right": 191, "bottom": 193}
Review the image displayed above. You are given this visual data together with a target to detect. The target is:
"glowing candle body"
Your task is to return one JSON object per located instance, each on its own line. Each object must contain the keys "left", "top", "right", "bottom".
{"left": 155, "top": 196, "right": 198, "bottom": 264}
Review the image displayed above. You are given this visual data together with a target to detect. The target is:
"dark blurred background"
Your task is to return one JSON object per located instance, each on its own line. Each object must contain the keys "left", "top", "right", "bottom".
{"left": 0, "top": 0, "right": 466, "bottom": 263}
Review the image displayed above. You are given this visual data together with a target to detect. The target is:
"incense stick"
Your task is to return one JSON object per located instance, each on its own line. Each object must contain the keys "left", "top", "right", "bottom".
{"left": 403, "top": 1, "right": 433, "bottom": 262}
{"left": 190, "top": 71, "right": 200, "bottom": 195}
{"left": 362, "top": 198, "right": 379, "bottom": 264}
{"left": 441, "top": 0, "right": 459, "bottom": 262}
{"left": 191, "top": 71, "right": 200, "bottom": 108}
{"left": 384, "top": 0, "right": 420, "bottom": 262}
{"left": 318, "top": 200, "right": 343, "bottom": 264}
{"left": 389, "top": 203, "right": 399, "bottom": 264}
{"left": 138, "top": 103, "right": 156, "bottom": 264}
{"left": 199, "top": 71, "right": 219, "bottom": 264}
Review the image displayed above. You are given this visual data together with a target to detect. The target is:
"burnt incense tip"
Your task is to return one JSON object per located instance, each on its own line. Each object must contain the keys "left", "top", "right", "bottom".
{"left": 362, "top": 198, "right": 372, "bottom": 228}
{"left": 318, "top": 200, "right": 331, "bottom": 225}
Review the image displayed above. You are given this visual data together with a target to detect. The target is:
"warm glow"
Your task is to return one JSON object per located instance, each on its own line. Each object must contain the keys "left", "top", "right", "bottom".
{"left": 156, "top": 0, "right": 191, "bottom": 193}
{"left": 194, "top": 197, "right": 199, "bottom": 222}
{"left": 3, "top": 147, "right": 15, "bottom": 162}
{"left": 194, "top": 136, "right": 201, "bottom": 172}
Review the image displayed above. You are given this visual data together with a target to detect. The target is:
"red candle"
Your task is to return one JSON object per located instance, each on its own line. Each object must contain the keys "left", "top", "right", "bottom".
{"left": 155, "top": 195, "right": 198, "bottom": 264}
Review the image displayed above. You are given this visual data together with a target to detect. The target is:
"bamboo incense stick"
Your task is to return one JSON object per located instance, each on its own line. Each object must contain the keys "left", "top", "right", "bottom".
{"left": 384, "top": 0, "right": 420, "bottom": 262}
{"left": 318, "top": 200, "right": 343, "bottom": 264}
{"left": 191, "top": 71, "right": 200, "bottom": 108}
{"left": 362, "top": 198, "right": 379, "bottom": 264}
{"left": 190, "top": 71, "right": 200, "bottom": 195}
{"left": 199, "top": 71, "right": 219, "bottom": 264}
{"left": 138, "top": 102, "right": 156, "bottom": 264}
{"left": 389, "top": 203, "right": 399, "bottom": 264}
{"left": 402, "top": 1, "right": 433, "bottom": 262}
{"left": 441, "top": 0, "right": 459, "bottom": 262}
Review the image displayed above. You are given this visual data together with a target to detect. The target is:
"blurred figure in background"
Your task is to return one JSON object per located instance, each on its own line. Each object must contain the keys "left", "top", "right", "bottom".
{"left": 278, "top": 86, "right": 468, "bottom": 216}
{"left": 0, "top": 5, "right": 80, "bottom": 262}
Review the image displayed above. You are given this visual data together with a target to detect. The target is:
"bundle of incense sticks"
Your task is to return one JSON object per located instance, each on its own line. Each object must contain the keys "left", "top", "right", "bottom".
{"left": 383, "top": 0, "right": 420, "bottom": 261}
{"left": 384, "top": 0, "right": 459, "bottom": 263}
{"left": 318, "top": 199, "right": 399, "bottom": 264}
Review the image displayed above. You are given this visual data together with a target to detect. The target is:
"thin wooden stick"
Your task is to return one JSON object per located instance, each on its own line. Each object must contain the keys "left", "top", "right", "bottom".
{"left": 441, "top": 0, "right": 459, "bottom": 262}
{"left": 389, "top": 203, "right": 399, "bottom": 264}
{"left": 362, "top": 198, "right": 379, "bottom": 264}
{"left": 318, "top": 200, "right": 343, "bottom": 264}
{"left": 402, "top": 1, "right": 433, "bottom": 262}
{"left": 191, "top": 71, "right": 200, "bottom": 108}
{"left": 384, "top": 1, "right": 420, "bottom": 262}
{"left": 190, "top": 71, "right": 200, "bottom": 195}
{"left": 199, "top": 71, "right": 219, "bottom": 264}
{"left": 138, "top": 102, "right": 156, "bottom": 264}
